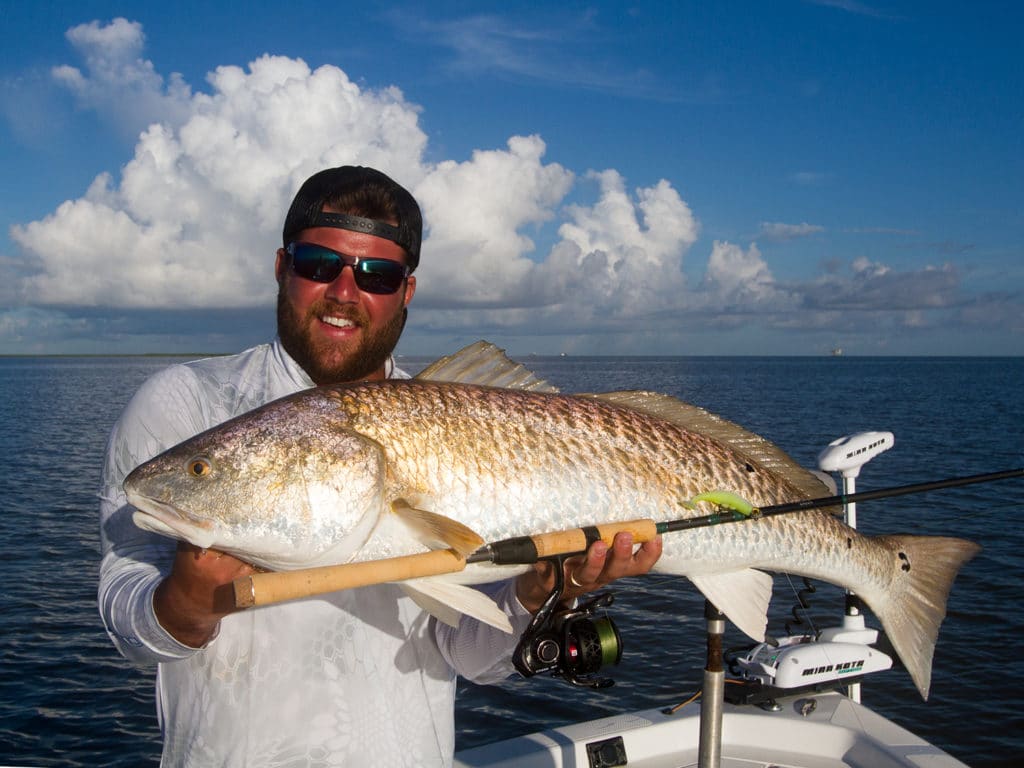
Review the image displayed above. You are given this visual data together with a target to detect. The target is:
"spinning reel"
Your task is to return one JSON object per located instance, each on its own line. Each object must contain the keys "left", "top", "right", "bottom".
{"left": 513, "top": 556, "right": 623, "bottom": 688}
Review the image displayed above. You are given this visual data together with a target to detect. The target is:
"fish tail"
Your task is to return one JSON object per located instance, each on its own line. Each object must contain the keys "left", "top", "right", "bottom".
{"left": 866, "top": 535, "right": 980, "bottom": 700}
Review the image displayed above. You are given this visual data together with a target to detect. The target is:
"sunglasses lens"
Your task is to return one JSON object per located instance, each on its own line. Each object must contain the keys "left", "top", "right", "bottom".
{"left": 289, "top": 244, "right": 342, "bottom": 283}
{"left": 288, "top": 244, "right": 408, "bottom": 294}
{"left": 353, "top": 260, "right": 408, "bottom": 294}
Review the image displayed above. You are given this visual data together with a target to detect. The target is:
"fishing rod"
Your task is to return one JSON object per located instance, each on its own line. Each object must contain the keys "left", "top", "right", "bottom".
{"left": 233, "top": 467, "right": 1022, "bottom": 609}
{"left": 470, "top": 467, "right": 1023, "bottom": 566}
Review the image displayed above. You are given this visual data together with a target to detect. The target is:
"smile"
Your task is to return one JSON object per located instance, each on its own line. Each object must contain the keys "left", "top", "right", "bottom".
{"left": 321, "top": 316, "right": 357, "bottom": 329}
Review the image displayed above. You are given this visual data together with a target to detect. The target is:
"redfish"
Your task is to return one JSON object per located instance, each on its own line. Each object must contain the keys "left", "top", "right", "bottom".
{"left": 125, "top": 343, "right": 978, "bottom": 699}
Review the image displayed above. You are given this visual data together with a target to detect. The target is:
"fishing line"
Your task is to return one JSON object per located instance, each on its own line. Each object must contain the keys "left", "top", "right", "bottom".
{"left": 781, "top": 575, "right": 819, "bottom": 637}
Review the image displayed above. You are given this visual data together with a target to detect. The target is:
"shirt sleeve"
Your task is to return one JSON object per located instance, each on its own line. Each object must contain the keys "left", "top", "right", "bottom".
{"left": 432, "top": 579, "right": 536, "bottom": 684}
{"left": 97, "top": 365, "right": 214, "bottom": 664}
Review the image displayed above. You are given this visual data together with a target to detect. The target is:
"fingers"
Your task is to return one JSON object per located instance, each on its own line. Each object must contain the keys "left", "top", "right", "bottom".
{"left": 517, "top": 532, "right": 663, "bottom": 614}
{"left": 568, "top": 539, "right": 609, "bottom": 587}
{"left": 155, "top": 543, "right": 259, "bottom": 646}
{"left": 564, "top": 532, "right": 663, "bottom": 600}
{"left": 176, "top": 543, "right": 257, "bottom": 582}
{"left": 632, "top": 535, "right": 663, "bottom": 573}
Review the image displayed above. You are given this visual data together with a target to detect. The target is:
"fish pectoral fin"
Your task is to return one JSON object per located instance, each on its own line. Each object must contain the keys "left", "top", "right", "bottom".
{"left": 399, "top": 579, "right": 513, "bottom": 633}
{"left": 391, "top": 499, "right": 485, "bottom": 557}
{"left": 689, "top": 569, "right": 773, "bottom": 642}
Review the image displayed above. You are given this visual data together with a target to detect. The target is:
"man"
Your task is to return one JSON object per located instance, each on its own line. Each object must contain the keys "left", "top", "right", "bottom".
{"left": 99, "top": 166, "right": 661, "bottom": 767}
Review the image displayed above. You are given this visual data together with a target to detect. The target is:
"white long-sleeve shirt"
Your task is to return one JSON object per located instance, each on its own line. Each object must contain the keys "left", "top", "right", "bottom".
{"left": 98, "top": 341, "right": 534, "bottom": 767}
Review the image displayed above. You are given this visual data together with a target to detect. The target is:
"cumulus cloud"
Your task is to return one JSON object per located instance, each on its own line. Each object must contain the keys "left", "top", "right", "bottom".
{"left": 1, "top": 18, "right": 1001, "bottom": 354}
{"left": 52, "top": 18, "right": 194, "bottom": 136}
{"left": 8, "top": 19, "right": 699, "bottom": 328}
{"left": 412, "top": 166, "right": 698, "bottom": 335}
{"left": 13, "top": 52, "right": 429, "bottom": 309}
{"left": 414, "top": 135, "right": 575, "bottom": 306}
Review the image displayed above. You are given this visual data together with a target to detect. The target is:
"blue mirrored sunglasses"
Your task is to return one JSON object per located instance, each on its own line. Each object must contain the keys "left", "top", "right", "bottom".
{"left": 286, "top": 242, "right": 410, "bottom": 295}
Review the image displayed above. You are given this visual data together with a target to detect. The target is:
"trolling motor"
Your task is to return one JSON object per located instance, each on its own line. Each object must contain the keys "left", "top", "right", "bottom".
{"left": 725, "top": 431, "right": 898, "bottom": 708}
{"left": 513, "top": 555, "right": 623, "bottom": 688}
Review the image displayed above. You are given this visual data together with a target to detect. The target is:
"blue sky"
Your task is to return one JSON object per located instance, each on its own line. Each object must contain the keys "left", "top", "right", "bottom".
{"left": 1, "top": 1, "right": 1021, "bottom": 356}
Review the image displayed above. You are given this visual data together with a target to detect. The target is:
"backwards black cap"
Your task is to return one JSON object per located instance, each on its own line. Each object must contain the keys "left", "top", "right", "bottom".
{"left": 282, "top": 166, "right": 423, "bottom": 271}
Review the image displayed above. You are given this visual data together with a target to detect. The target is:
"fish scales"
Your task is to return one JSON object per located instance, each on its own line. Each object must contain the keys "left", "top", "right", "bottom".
{"left": 126, "top": 372, "right": 979, "bottom": 700}
{"left": 325, "top": 381, "right": 798, "bottom": 549}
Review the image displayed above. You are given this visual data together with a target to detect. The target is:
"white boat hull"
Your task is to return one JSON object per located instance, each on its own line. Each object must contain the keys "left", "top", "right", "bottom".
{"left": 453, "top": 691, "right": 969, "bottom": 768}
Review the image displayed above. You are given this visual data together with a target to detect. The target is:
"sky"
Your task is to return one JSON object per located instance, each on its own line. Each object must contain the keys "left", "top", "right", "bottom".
{"left": 0, "top": 1, "right": 1021, "bottom": 357}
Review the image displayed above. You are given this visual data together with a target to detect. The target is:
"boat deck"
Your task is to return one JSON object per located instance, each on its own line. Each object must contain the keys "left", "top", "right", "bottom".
{"left": 453, "top": 691, "right": 969, "bottom": 768}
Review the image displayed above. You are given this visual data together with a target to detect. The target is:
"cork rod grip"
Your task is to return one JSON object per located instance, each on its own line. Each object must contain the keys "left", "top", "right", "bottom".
{"left": 232, "top": 518, "right": 661, "bottom": 608}
{"left": 528, "top": 519, "right": 660, "bottom": 559}
{"left": 233, "top": 548, "right": 466, "bottom": 608}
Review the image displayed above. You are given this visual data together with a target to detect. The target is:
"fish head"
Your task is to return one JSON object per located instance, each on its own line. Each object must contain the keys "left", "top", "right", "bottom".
{"left": 123, "top": 399, "right": 387, "bottom": 570}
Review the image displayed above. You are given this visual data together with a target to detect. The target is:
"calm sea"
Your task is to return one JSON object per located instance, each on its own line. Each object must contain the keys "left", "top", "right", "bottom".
{"left": 1, "top": 354, "right": 1021, "bottom": 767}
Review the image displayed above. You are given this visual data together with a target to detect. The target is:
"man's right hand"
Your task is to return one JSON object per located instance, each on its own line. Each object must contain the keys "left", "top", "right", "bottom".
{"left": 154, "top": 542, "right": 258, "bottom": 648}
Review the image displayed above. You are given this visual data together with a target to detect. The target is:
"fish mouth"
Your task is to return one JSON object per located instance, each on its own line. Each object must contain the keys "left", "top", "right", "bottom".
{"left": 126, "top": 491, "right": 217, "bottom": 549}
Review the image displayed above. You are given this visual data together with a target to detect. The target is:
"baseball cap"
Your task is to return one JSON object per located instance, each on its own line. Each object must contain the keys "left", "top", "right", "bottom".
{"left": 282, "top": 166, "right": 423, "bottom": 271}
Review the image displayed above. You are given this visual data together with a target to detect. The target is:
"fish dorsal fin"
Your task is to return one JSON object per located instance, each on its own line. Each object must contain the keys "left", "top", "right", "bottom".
{"left": 584, "top": 391, "right": 833, "bottom": 502}
{"left": 399, "top": 579, "right": 513, "bottom": 632}
{"left": 391, "top": 499, "right": 485, "bottom": 557}
{"left": 415, "top": 340, "right": 559, "bottom": 391}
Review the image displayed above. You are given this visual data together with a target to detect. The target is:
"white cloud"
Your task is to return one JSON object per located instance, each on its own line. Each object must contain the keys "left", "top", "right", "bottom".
{"left": 757, "top": 221, "right": 825, "bottom": 241}
{"left": 553, "top": 170, "right": 697, "bottom": 312}
{"left": 851, "top": 256, "right": 891, "bottom": 277}
{"left": 414, "top": 135, "right": 574, "bottom": 305}
{"left": 705, "top": 241, "right": 780, "bottom": 302}
{"left": 8, "top": 19, "right": 699, "bottom": 330}
{"left": 412, "top": 163, "right": 699, "bottom": 334}
{"left": 13, "top": 50, "right": 429, "bottom": 309}
{"left": 2, "top": 18, "right": 998, "bottom": 355}
{"left": 52, "top": 18, "right": 193, "bottom": 136}
{"left": 398, "top": 11, "right": 670, "bottom": 100}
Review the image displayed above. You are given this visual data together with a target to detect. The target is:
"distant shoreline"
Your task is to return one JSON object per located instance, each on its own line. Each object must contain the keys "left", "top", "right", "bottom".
{"left": 1, "top": 352, "right": 1020, "bottom": 360}
{"left": 0, "top": 352, "right": 231, "bottom": 359}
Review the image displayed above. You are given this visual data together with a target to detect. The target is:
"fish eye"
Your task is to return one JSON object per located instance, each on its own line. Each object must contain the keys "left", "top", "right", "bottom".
{"left": 186, "top": 456, "right": 212, "bottom": 477}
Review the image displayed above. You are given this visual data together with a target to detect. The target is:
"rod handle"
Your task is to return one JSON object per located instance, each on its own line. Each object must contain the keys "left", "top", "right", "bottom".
{"left": 233, "top": 549, "right": 466, "bottom": 608}
{"left": 488, "top": 518, "right": 660, "bottom": 564}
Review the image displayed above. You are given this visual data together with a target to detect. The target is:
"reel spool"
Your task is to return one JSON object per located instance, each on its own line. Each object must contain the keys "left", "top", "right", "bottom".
{"left": 514, "top": 592, "right": 622, "bottom": 688}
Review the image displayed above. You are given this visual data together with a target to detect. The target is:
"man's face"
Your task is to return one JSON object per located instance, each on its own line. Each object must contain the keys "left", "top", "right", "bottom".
{"left": 275, "top": 224, "right": 416, "bottom": 385}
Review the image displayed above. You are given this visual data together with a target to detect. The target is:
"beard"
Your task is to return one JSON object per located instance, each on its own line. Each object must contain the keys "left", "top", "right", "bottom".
{"left": 276, "top": 286, "right": 407, "bottom": 385}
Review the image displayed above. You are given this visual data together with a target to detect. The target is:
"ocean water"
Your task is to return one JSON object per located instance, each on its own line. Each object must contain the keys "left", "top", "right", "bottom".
{"left": 0, "top": 354, "right": 1021, "bottom": 767}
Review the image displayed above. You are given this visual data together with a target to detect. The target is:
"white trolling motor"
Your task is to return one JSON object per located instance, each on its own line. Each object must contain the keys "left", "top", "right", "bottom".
{"left": 732, "top": 631, "right": 893, "bottom": 690}
{"left": 729, "top": 431, "right": 896, "bottom": 702}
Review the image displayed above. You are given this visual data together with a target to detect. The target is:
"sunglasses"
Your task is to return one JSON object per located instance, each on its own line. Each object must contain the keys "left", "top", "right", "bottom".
{"left": 286, "top": 242, "right": 410, "bottom": 295}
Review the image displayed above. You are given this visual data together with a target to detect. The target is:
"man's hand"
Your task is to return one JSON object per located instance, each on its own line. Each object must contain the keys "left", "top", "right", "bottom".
{"left": 515, "top": 532, "right": 663, "bottom": 614}
{"left": 154, "top": 542, "right": 258, "bottom": 648}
